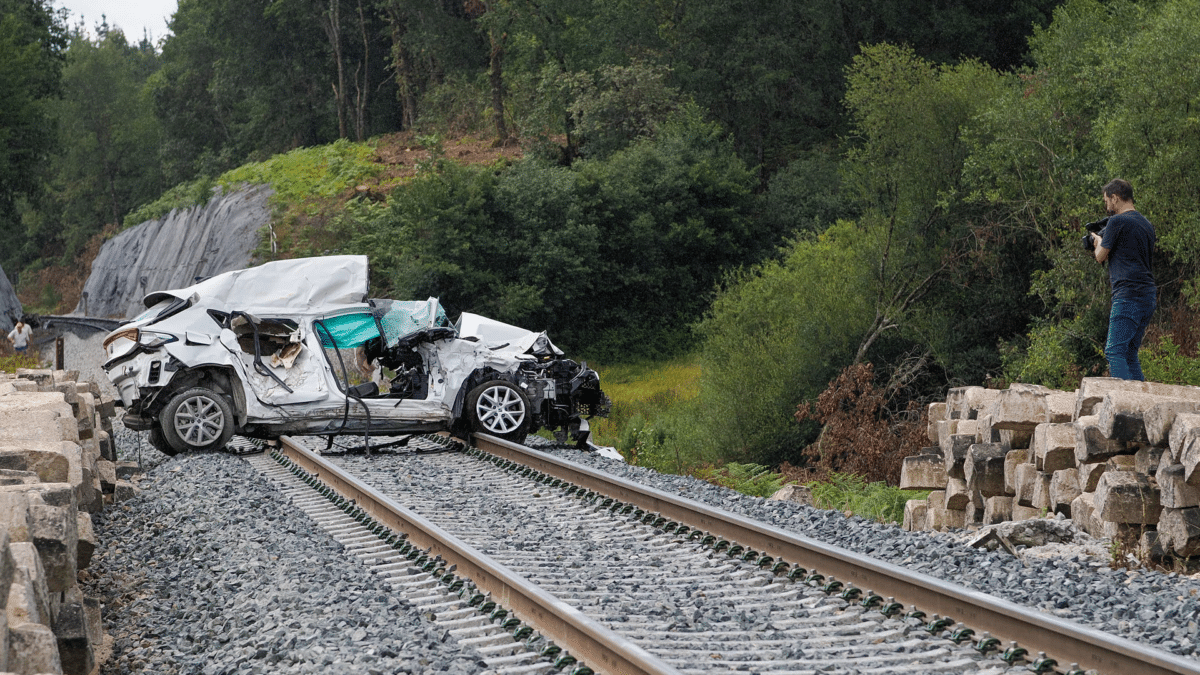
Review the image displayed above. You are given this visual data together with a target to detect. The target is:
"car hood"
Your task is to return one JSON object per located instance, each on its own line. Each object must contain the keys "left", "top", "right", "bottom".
{"left": 456, "top": 312, "right": 564, "bottom": 356}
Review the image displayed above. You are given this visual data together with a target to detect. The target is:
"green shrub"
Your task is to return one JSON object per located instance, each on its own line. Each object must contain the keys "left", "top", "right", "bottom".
{"left": 415, "top": 74, "right": 491, "bottom": 136}
{"left": 0, "top": 352, "right": 42, "bottom": 372}
{"left": 1000, "top": 308, "right": 1108, "bottom": 390}
{"left": 760, "top": 150, "right": 854, "bottom": 237}
{"left": 218, "top": 139, "right": 380, "bottom": 207}
{"left": 693, "top": 221, "right": 875, "bottom": 467}
{"left": 1141, "top": 334, "right": 1200, "bottom": 386}
{"left": 806, "top": 472, "right": 930, "bottom": 524}
{"left": 349, "top": 113, "right": 763, "bottom": 359}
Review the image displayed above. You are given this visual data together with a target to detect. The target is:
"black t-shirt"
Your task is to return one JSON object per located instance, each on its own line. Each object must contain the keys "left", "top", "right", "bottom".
{"left": 1101, "top": 210, "right": 1156, "bottom": 298}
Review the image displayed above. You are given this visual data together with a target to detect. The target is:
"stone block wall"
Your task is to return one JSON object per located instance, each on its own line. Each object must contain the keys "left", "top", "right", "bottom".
{"left": 0, "top": 368, "right": 130, "bottom": 675}
{"left": 901, "top": 377, "right": 1200, "bottom": 559}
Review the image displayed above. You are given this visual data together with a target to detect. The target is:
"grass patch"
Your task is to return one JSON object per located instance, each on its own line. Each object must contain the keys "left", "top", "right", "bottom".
{"left": 218, "top": 139, "right": 382, "bottom": 207}
{"left": 588, "top": 355, "right": 700, "bottom": 449}
{"left": 806, "top": 472, "right": 930, "bottom": 524}
{"left": 0, "top": 352, "right": 43, "bottom": 373}
{"left": 588, "top": 356, "right": 788, "bottom": 499}
{"left": 121, "top": 139, "right": 383, "bottom": 234}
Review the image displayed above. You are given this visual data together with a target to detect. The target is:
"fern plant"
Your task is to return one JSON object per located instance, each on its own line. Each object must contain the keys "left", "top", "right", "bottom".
{"left": 806, "top": 472, "right": 930, "bottom": 524}
{"left": 695, "top": 463, "right": 787, "bottom": 498}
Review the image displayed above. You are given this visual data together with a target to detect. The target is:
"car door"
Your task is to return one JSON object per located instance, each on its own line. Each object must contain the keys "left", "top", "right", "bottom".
{"left": 221, "top": 313, "right": 333, "bottom": 408}
{"left": 309, "top": 310, "right": 453, "bottom": 431}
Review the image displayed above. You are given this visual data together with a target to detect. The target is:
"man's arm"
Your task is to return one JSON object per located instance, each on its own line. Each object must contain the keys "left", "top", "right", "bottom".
{"left": 1093, "top": 233, "right": 1110, "bottom": 263}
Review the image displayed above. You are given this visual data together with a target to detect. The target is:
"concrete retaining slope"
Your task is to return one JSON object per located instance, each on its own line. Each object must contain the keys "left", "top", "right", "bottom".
{"left": 75, "top": 185, "right": 272, "bottom": 319}
{"left": 0, "top": 264, "right": 21, "bottom": 332}
{"left": 0, "top": 368, "right": 133, "bottom": 675}
{"left": 902, "top": 377, "right": 1200, "bottom": 560}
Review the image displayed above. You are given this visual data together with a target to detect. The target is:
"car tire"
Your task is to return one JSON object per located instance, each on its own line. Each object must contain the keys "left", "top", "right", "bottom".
{"left": 466, "top": 380, "right": 530, "bottom": 442}
{"left": 147, "top": 424, "right": 179, "bottom": 456}
{"left": 159, "top": 386, "right": 235, "bottom": 453}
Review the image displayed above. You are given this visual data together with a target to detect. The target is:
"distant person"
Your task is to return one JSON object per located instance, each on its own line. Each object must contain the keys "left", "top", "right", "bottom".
{"left": 1085, "top": 178, "right": 1156, "bottom": 380}
{"left": 6, "top": 319, "right": 32, "bottom": 354}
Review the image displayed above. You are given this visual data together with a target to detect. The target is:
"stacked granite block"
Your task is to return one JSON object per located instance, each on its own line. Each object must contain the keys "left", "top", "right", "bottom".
{"left": 901, "top": 378, "right": 1200, "bottom": 559}
{"left": 0, "top": 368, "right": 128, "bottom": 674}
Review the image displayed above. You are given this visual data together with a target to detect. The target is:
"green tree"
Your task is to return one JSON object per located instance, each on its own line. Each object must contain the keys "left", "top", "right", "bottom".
{"left": 661, "top": 0, "right": 1057, "bottom": 178}
{"left": 962, "top": 0, "right": 1144, "bottom": 384}
{"left": 560, "top": 60, "right": 686, "bottom": 159}
{"left": 47, "top": 25, "right": 163, "bottom": 255}
{"left": 842, "top": 44, "right": 1005, "bottom": 372}
{"left": 1096, "top": 0, "right": 1200, "bottom": 302}
{"left": 571, "top": 106, "right": 761, "bottom": 355}
{"left": 153, "top": 0, "right": 398, "bottom": 183}
{"left": 758, "top": 149, "right": 854, "bottom": 237}
{"left": 0, "top": 0, "right": 68, "bottom": 271}
{"left": 352, "top": 105, "right": 762, "bottom": 357}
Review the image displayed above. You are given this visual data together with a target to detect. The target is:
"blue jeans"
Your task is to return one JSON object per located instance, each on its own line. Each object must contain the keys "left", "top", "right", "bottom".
{"left": 1106, "top": 292, "right": 1156, "bottom": 380}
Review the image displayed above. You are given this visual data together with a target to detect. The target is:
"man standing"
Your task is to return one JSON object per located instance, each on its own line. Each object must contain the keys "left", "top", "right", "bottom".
{"left": 1087, "top": 178, "right": 1156, "bottom": 380}
{"left": 6, "top": 318, "right": 32, "bottom": 354}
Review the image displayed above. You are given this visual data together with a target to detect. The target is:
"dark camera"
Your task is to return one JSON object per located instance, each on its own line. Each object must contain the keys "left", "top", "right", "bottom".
{"left": 1081, "top": 216, "right": 1109, "bottom": 251}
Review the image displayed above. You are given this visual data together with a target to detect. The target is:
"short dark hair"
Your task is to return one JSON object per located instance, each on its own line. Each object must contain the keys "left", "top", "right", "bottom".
{"left": 1103, "top": 178, "right": 1134, "bottom": 203}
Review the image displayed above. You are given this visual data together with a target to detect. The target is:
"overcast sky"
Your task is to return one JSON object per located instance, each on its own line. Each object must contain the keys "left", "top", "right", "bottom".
{"left": 55, "top": 0, "right": 177, "bottom": 43}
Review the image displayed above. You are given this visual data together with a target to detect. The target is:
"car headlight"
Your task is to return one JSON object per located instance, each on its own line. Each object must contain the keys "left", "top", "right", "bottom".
{"left": 139, "top": 331, "right": 177, "bottom": 348}
{"left": 102, "top": 328, "right": 177, "bottom": 360}
{"left": 103, "top": 327, "right": 140, "bottom": 360}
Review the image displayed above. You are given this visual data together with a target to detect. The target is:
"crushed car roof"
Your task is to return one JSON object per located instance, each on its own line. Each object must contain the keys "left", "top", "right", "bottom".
{"left": 141, "top": 255, "right": 369, "bottom": 314}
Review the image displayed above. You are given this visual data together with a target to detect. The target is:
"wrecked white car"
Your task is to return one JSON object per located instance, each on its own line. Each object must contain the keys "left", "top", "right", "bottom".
{"left": 101, "top": 255, "right": 609, "bottom": 455}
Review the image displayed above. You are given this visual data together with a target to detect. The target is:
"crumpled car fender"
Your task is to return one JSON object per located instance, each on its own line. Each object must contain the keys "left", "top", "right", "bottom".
{"left": 423, "top": 338, "right": 522, "bottom": 399}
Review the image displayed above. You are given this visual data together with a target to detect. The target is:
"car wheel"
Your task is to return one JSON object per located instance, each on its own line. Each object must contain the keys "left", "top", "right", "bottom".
{"left": 159, "top": 386, "right": 235, "bottom": 453}
{"left": 466, "top": 380, "right": 530, "bottom": 442}
{"left": 147, "top": 424, "right": 178, "bottom": 456}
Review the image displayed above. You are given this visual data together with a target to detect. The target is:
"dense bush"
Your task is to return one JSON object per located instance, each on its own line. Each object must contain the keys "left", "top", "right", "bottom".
{"left": 1140, "top": 335, "right": 1200, "bottom": 387}
{"left": 690, "top": 222, "right": 875, "bottom": 467}
{"left": 352, "top": 108, "right": 764, "bottom": 358}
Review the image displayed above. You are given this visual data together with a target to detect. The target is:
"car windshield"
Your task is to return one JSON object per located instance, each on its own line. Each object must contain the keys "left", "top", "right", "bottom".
{"left": 312, "top": 299, "right": 450, "bottom": 350}
{"left": 371, "top": 299, "right": 450, "bottom": 347}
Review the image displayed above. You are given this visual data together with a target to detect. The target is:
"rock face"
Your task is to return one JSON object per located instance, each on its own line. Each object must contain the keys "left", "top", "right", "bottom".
{"left": 0, "top": 263, "right": 21, "bottom": 331}
{"left": 74, "top": 186, "right": 272, "bottom": 319}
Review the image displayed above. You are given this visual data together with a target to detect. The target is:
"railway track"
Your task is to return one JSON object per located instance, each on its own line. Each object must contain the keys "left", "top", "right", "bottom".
{"left": 247, "top": 432, "right": 1200, "bottom": 675}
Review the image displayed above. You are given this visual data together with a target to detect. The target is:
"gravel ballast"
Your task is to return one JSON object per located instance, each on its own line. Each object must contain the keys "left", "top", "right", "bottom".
{"left": 87, "top": 449, "right": 490, "bottom": 675}
{"left": 57, "top": 303, "right": 1200, "bottom": 668}
{"left": 88, "top": 429, "right": 1200, "bottom": 674}
{"left": 66, "top": 296, "right": 1198, "bottom": 673}
{"left": 525, "top": 438, "right": 1200, "bottom": 661}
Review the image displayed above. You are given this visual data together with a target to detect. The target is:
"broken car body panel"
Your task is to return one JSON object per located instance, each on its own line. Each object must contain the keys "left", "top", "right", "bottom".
{"left": 102, "top": 255, "right": 610, "bottom": 454}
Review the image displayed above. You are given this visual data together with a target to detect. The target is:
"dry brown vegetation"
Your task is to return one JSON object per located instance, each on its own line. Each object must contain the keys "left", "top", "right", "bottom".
{"left": 787, "top": 362, "right": 928, "bottom": 485}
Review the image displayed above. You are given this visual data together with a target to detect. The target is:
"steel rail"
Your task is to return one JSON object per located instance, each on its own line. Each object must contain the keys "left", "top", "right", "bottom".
{"left": 473, "top": 433, "right": 1200, "bottom": 675}
{"left": 276, "top": 436, "right": 682, "bottom": 675}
